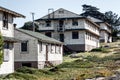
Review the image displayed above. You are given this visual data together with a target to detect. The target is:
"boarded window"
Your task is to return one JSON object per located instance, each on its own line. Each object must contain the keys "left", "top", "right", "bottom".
{"left": 3, "top": 12, "right": 8, "bottom": 29}
{"left": 72, "top": 32, "right": 79, "bottom": 39}
{"left": 21, "top": 41, "right": 28, "bottom": 52}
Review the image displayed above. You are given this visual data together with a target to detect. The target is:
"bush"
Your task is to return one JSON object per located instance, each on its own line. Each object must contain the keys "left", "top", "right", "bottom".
{"left": 91, "top": 47, "right": 110, "bottom": 53}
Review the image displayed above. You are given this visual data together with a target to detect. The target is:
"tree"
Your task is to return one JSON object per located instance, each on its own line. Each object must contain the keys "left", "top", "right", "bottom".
{"left": 81, "top": 4, "right": 120, "bottom": 37}
{"left": 81, "top": 4, "right": 105, "bottom": 21}
{"left": 20, "top": 21, "right": 39, "bottom": 31}
{"left": 0, "top": 33, "right": 3, "bottom": 65}
{"left": 104, "top": 11, "right": 120, "bottom": 37}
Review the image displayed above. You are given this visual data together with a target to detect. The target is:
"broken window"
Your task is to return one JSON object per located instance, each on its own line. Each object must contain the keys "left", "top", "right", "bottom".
{"left": 3, "top": 12, "right": 8, "bottom": 29}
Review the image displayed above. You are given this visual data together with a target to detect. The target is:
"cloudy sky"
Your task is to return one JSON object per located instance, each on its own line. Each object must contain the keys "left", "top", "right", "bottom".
{"left": 0, "top": 0, "right": 120, "bottom": 27}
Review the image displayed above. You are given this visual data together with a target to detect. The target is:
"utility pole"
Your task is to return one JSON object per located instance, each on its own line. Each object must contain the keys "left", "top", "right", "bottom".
{"left": 31, "top": 12, "right": 35, "bottom": 31}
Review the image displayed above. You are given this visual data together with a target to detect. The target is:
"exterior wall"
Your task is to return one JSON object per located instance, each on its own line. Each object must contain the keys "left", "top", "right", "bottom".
{"left": 0, "top": 11, "right": 14, "bottom": 74}
{"left": 84, "top": 20, "right": 99, "bottom": 35}
{"left": 64, "top": 31, "right": 85, "bottom": 45}
{"left": 14, "top": 61, "right": 38, "bottom": 70}
{"left": 0, "top": 11, "right": 14, "bottom": 37}
{"left": 14, "top": 30, "right": 38, "bottom": 62}
{"left": 14, "top": 30, "right": 63, "bottom": 69}
{"left": 0, "top": 43, "right": 14, "bottom": 75}
{"left": 37, "top": 42, "right": 63, "bottom": 69}
{"left": 100, "top": 23, "right": 112, "bottom": 43}
{"left": 100, "top": 30, "right": 111, "bottom": 43}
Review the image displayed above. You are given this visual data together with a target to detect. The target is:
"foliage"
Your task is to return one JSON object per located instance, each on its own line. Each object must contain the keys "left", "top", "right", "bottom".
{"left": 81, "top": 4, "right": 120, "bottom": 37}
{"left": 81, "top": 4, "right": 105, "bottom": 21}
{"left": 4, "top": 72, "right": 38, "bottom": 80}
{"left": 20, "top": 21, "right": 39, "bottom": 31}
{"left": 0, "top": 33, "right": 3, "bottom": 65}
{"left": 91, "top": 47, "right": 110, "bottom": 53}
{"left": 57, "top": 59, "right": 94, "bottom": 68}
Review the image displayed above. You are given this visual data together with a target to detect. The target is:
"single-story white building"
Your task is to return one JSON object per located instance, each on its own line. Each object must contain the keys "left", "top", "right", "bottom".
{"left": 14, "top": 29, "right": 63, "bottom": 69}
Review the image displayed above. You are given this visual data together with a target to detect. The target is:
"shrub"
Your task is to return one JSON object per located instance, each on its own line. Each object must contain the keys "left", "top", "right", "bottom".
{"left": 91, "top": 47, "right": 110, "bottom": 53}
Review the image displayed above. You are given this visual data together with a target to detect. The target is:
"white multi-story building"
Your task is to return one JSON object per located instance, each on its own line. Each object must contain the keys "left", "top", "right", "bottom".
{"left": 14, "top": 29, "right": 63, "bottom": 70}
{"left": 36, "top": 8, "right": 100, "bottom": 51}
{"left": 87, "top": 16, "right": 112, "bottom": 43}
{"left": 0, "top": 6, "right": 25, "bottom": 75}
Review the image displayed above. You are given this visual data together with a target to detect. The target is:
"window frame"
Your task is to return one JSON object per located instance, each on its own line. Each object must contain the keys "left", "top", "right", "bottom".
{"left": 72, "top": 32, "right": 79, "bottom": 39}
{"left": 21, "top": 41, "right": 28, "bottom": 53}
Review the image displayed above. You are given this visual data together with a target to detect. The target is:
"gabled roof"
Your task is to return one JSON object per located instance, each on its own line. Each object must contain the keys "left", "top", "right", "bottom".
{"left": 36, "top": 8, "right": 83, "bottom": 21}
{"left": 15, "top": 29, "right": 62, "bottom": 44}
{"left": 87, "top": 16, "right": 103, "bottom": 23}
{"left": 0, "top": 6, "right": 25, "bottom": 18}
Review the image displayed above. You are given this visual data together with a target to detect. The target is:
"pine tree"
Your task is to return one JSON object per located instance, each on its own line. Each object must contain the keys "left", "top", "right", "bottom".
{"left": 0, "top": 33, "right": 3, "bottom": 65}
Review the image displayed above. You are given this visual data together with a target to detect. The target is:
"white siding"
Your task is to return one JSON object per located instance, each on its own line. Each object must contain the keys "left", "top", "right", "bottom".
{"left": 0, "top": 11, "right": 15, "bottom": 74}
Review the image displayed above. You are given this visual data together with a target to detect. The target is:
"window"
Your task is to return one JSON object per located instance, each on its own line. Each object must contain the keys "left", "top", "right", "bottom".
{"left": 45, "top": 32, "right": 52, "bottom": 37}
{"left": 21, "top": 41, "right": 28, "bottom": 52}
{"left": 22, "top": 63, "right": 31, "bottom": 67}
{"left": 46, "top": 21, "right": 51, "bottom": 27}
{"left": 4, "top": 42, "right": 10, "bottom": 61}
{"left": 59, "top": 10, "right": 64, "bottom": 14}
{"left": 3, "top": 12, "right": 8, "bottom": 29}
{"left": 72, "top": 19, "right": 78, "bottom": 26}
{"left": 72, "top": 32, "right": 79, "bottom": 39}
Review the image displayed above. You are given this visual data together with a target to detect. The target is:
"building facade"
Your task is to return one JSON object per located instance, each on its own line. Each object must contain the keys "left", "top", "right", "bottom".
{"left": 87, "top": 16, "right": 112, "bottom": 43}
{"left": 0, "top": 6, "right": 25, "bottom": 75}
{"left": 14, "top": 29, "right": 63, "bottom": 70}
{"left": 36, "top": 8, "right": 100, "bottom": 51}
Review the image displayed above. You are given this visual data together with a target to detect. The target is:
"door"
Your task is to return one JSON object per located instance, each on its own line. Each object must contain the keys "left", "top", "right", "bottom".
{"left": 46, "top": 45, "right": 48, "bottom": 61}
{"left": 60, "top": 34, "right": 64, "bottom": 42}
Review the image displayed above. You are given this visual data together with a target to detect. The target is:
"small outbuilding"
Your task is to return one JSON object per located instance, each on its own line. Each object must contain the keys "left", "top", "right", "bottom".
{"left": 14, "top": 29, "right": 63, "bottom": 70}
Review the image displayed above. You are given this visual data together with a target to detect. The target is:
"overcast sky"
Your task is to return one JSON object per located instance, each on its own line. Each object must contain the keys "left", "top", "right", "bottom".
{"left": 0, "top": 0, "right": 120, "bottom": 27}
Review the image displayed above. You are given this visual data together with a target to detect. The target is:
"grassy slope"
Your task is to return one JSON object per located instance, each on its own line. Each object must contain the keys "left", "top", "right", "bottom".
{"left": 1, "top": 41, "right": 120, "bottom": 80}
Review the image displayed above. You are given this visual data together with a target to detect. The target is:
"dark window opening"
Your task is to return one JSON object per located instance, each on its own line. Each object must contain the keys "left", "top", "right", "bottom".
{"left": 72, "top": 32, "right": 79, "bottom": 39}
{"left": 21, "top": 41, "right": 28, "bottom": 52}
{"left": 4, "top": 42, "right": 9, "bottom": 49}
{"left": 22, "top": 63, "right": 31, "bottom": 67}
{"left": 45, "top": 32, "right": 52, "bottom": 37}
{"left": 72, "top": 19, "right": 78, "bottom": 26}
{"left": 59, "top": 10, "right": 64, "bottom": 14}
{"left": 3, "top": 12, "right": 8, "bottom": 29}
{"left": 46, "top": 20, "right": 51, "bottom": 27}
{"left": 60, "top": 34, "right": 64, "bottom": 42}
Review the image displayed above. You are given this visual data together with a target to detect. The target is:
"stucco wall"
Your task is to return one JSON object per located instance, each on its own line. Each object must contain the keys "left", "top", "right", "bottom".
{"left": 0, "top": 11, "right": 14, "bottom": 37}
{"left": 64, "top": 31, "right": 85, "bottom": 45}
{"left": 0, "top": 43, "right": 14, "bottom": 75}
{"left": 14, "top": 30, "right": 38, "bottom": 61}
{"left": 0, "top": 12, "right": 15, "bottom": 75}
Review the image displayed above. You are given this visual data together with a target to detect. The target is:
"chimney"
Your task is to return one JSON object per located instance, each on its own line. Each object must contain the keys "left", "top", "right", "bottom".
{"left": 13, "top": 24, "right": 17, "bottom": 28}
